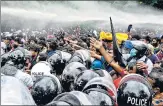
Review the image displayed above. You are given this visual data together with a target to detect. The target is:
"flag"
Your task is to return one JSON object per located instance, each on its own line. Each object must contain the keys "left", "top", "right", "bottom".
{"left": 110, "top": 17, "right": 126, "bottom": 67}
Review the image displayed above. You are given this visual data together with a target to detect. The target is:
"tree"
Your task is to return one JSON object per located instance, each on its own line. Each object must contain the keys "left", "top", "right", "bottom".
{"left": 139, "top": 0, "right": 163, "bottom": 10}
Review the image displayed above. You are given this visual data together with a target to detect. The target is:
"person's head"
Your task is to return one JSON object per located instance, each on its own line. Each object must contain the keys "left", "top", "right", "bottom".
{"left": 11, "top": 35, "right": 15, "bottom": 41}
{"left": 39, "top": 37, "right": 46, "bottom": 42}
{"left": 4, "top": 36, "right": 11, "bottom": 44}
{"left": 47, "top": 51, "right": 66, "bottom": 75}
{"left": 121, "top": 40, "right": 133, "bottom": 54}
{"left": 160, "top": 35, "right": 163, "bottom": 44}
{"left": 151, "top": 37, "right": 160, "bottom": 47}
{"left": 84, "top": 90, "right": 115, "bottom": 105}
{"left": 117, "top": 74, "right": 153, "bottom": 106}
{"left": 16, "top": 33, "right": 23, "bottom": 41}
{"left": 159, "top": 36, "right": 163, "bottom": 52}
{"left": 61, "top": 62, "right": 87, "bottom": 92}
{"left": 131, "top": 35, "right": 141, "bottom": 41}
{"left": 14, "top": 37, "right": 22, "bottom": 44}
{"left": 127, "top": 24, "right": 133, "bottom": 32}
{"left": 78, "top": 42, "right": 88, "bottom": 49}
{"left": 73, "top": 70, "right": 100, "bottom": 91}
{"left": 12, "top": 37, "right": 22, "bottom": 49}
{"left": 127, "top": 62, "right": 137, "bottom": 74}
{"left": 48, "top": 40, "right": 58, "bottom": 51}
{"left": 68, "top": 50, "right": 91, "bottom": 69}
{"left": 148, "top": 67, "right": 163, "bottom": 93}
{"left": 102, "top": 39, "right": 113, "bottom": 50}
{"left": 38, "top": 53, "right": 47, "bottom": 62}
{"left": 9, "top": 49, "right": 25, "bottom": 69}
{"left": 129, "top": 41, "right": 148, "bottom": 59}
{"left": 31, "top": 61, "right": 52, "bottom": 79}
{"left": 110, "top": 70, "right": 119, "bottom": 80}
{"left": 48, "top": 91, "right": 94, "bottom": 105}
{"left": 29, "top": 37, "right": 37, "bottom": 45}
{"left": 127, "top": 62, "right": 145, "bottom": 77}
{"left": 159, "top": 43, "right": 163, "bottom": 53}
{"left": 80, "top": 36, "right": 87, "bottom": 42}
{"left": 83, "top": 77, "right": 117, "bottom": 105}
{"left": 31, "top": 75, "right": 61, "bottom": 105}
{"left": 29, "top": 45, "right": 39, "bottom": 56}
{"left": 1, "top": 63, "right": 18, "bottom": 76}
{"left": 38, "top": 40, "right": 47, "bottom": 49}
{"left": 140, "top": 36, "right": 151, "bottom": 44}
{"left": 146, "top": 44, "right": 154, "bottom": 56}
{"left": 63, "top": 44, "right": 74, "bottom": 54}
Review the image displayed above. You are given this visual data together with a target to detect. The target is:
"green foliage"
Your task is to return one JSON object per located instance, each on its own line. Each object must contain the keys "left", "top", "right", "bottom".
{"left": 139, "top": 0, "right": 157, "bottom": 5}
{"left": 139, "top": 0, "right": 163, "bottom": 9}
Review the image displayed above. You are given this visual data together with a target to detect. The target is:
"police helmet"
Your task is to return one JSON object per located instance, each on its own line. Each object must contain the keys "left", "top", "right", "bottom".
{"left": 68, "top": 50, "right": 91, "bottom": 68}
{"left": 117, "top": 74, "right": 153, "bottom": 106}
{"left": 131, "top": 41, "right": 148, "bottom": 58}
{"left": 60, "top": 51, "right": 72, "bottom": 62}
{"left": 48, "top": 91, "right": 94, "bottom": 105}
{"left": 74, "top": 70, "right": 100, "bottom": 91}
{"left": 94, "top": 69, "right": 114, "bottom": 81}
{"left": 31, "top": 75, "right": 62, "bottom": 105}
{"left": 1, "top": 63, "right": 17, "bottom": 76}
{"left": 47, "top": 51, "right": 65, "bottom": 75}
{"left": 61, "top": 62, "right": 87, "bottom": 92}
{"left": 31, "top": 61, "right": 52, "bottom": 81}
{"left": 83, "top": 77, "right": 117, "bottom": 103}
{"left": 47, "top": 101, "right": 70, "bottom": 106}
{"left": 9, "top": 49, "right": 25, "bottom": 69}
{"left": 84, "top": 90, "right": 115, "bottom": 105}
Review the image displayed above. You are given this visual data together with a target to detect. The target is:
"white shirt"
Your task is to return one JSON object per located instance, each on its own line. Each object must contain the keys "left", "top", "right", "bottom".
{"left": 1, "top": 48, "right": 5, "bottom": 55}
{"left": 1, "top": 42, "right": 6, "bottom": 55}
{"left": 1, "top": 42, "right": 6, "bottom": 49}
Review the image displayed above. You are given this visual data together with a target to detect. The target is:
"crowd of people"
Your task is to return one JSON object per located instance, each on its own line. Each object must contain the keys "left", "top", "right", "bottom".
{"left": 1, "top": 24, "right": 163, "bottom": 106}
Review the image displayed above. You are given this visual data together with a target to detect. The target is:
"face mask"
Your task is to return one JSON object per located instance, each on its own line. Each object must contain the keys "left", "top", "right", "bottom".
{"left": 130, "top": 48, "right": 137, "bottom": 57}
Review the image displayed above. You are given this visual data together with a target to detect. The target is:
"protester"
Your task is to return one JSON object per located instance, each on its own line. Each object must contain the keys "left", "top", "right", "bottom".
{"left": 151, "top": 37, "right": 160, "bottom": 54}
{"left": 2, "top": 36, "right": 12, "bottom": 52}
{"left": 37, "top": 40, "right": 47, "bottom": 54}
{"left": 147, "top": 44, "right": 159, "bottom": 64}
{"left": 156, "top": 43, "right": 163, "bottom": 61}
{"left": 29, "top": 44, "right": 40, "bottom": 69}
{"left": 47, "top": 40, "right": 58, "bottom": 57}
{"left": 140, "top": 35, "right": 151, "bottom": 44}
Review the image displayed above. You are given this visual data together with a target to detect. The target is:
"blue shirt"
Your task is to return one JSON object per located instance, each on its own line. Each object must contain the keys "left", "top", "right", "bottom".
{"left": 148, "top": 54, "right": 159, "bottom": 64}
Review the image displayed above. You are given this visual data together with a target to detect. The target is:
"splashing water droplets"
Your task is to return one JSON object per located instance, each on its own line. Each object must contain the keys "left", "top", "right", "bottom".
{"left": 1, "top": 1, "right": 163, "bottom": 30}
